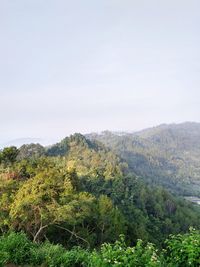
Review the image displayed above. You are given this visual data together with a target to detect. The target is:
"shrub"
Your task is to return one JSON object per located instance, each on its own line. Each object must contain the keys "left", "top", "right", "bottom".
{"left": 165, "top": 228, "right": 200, "bottom": 267}
{"left": 1, "top": 230, "right": 200, "bottom": 267}
{"left": 30, "top": 243, "right": 90, "bottom": 267}
{"left": 31, "top": 242, "right": 66, "bottom": 267}
{"left": 62, "top": 247, "right": 90, "bottom": 267}
{"left": 0, "top": 251, "right": 9, "bottom": 267}
{"left": 89, "top": 235, "right": 162, "bottom": 267}
{"left": 0, "top": 232, "right": 33, "bottom": 265}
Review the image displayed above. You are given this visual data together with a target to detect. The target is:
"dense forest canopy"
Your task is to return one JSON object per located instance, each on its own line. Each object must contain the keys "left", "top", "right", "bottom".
{"left": 0, "top": 129, "right": 200, "bottom": 266}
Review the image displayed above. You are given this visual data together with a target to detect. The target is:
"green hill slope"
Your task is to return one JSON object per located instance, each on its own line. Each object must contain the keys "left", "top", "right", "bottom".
{"left": 1, "top": 132, "right": 200, "bottom": 248}
{"left": 46, "top": 133, "right": 127, "bottom": 179}
{"left": 87, "top": 122, "right": 200, "bottom": 196}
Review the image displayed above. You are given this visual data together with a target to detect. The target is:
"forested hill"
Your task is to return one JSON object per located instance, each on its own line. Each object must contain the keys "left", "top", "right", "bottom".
{"left": 87, "top": 122, "right": 200, "bottom": 196}
{"left": 47, "top": 133, "right": 128, "bottom": 179}
{"left": 1, "top": 132, "right": 200, "bottom": 251}
{"left": 8, "top": 133, "right": 127, "bottom": 182}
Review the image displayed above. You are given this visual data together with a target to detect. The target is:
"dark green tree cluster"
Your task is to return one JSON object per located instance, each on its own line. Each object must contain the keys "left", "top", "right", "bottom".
{"left": 80, "top": 175, "right": 200, "bottom": 246}
{"left": 0, "top": 146, "right": 18, "bottom": 165}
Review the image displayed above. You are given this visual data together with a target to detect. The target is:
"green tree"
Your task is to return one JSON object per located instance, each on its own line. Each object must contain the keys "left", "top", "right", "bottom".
{"left": 0, "top": 146, "right": 18, "bottom": 165}
{"left": 96, "top": 195, "right": 126, "bottom": 244}
{"left": 9, "top": 168, "right": 95, "bottom": 243}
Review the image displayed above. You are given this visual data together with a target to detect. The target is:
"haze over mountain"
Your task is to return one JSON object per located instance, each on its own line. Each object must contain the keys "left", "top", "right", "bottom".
{"left": 1, "top": 1, "right": 200, "bottom": 265}
{"left": 87, "top": 122, "right": 200, "bottom": 196}
{"left": 0, "top": 138, "right": 43, "bottom": 149}
{"left": 0, "top": 137, "right": 59, "bottom": 149}
{"left": 1, "top": 1, "right": 200, "bottom": 143}
{"left": 3, "top": 121, "right": 200, "bottom": 197}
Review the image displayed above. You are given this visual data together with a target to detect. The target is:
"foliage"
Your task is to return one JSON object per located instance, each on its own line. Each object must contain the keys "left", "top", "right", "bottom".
{"left": 0, "top": 146, "right": 18, "bottom": 165}
{"left": 46, "top": 133, "right": 127, "bottom": 179}
{"left": 80, "top": 175, "right": 200, "bottom": 246}
{"left": 165, "top": 228, "right": 200, "bottom": 266}
{"left": 87, "top": 123, "right": 200, "bottom": 196}
{"left": 0, "top": 232, "right": 90, "bottom": 267}
{"left": 9, "top": 167, "right": 95, "bottom": 243}
{"left": 0, "top": 133, "right": 200, "bottom": 264}
{"left": 90, "top": 235, "right": 162, "bottom": 267}
{"left": 0, "top": 231, "right": 33, "bottom": 266}
{"left": 17, "top": 143, "right": 45, "bottom": 160}
{"left": 0, "top": 226, "right": 200, "bottom": 266}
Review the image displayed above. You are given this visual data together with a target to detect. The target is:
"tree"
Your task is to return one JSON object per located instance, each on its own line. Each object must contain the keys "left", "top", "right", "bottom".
{"left": 0, "top": 176, "right": 19, "bottom": 233}
{"left": 96, "top": 195, "right": 126, "bottom": 244}
{"left": 0, "top": 146, "right": 18, "bottom": 165}
{"left": 9, "top": 168, "right": 95, "bottom": 243}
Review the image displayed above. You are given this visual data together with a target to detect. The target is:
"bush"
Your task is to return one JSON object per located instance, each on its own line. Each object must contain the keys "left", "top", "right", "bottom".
{"left": 89, "top": 235, "right": 162, "bottom": 267}
{"left": 30, "top": 242, "right": 66, "bottom": 267}
{"left": 1, "top": 230, "right": 200, "bottom": 266}
{"left": 62, "top": 247, "right": 90, "bottom": 267}
{"left": 165, "top": 228, "right": 200, "bottom": 267}
{"left": 30, "top": 242, "right": 90, "bottom": 267}
{"left": 0, "top": 251, "right": 9, "bottom": 267}
{"left": 0, "top": 231, "right": 33, "bottom": 265}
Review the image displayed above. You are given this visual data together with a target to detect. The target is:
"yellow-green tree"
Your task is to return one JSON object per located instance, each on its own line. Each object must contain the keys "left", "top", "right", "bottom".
{"left": 9, "top": 168, "right": 95, "bottom": 243}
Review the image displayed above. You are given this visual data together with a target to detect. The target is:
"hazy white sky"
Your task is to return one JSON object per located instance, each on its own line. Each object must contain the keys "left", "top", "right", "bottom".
{"left": 0, "top": 0, "right": 200, "bottom": 143}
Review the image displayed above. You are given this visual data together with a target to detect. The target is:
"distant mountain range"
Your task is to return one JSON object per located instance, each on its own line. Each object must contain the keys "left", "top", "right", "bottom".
{"left": 2, "top": 122, "right": 200, "bottom": 196}
{"left": 2, "top": 125, "right": 200, "bottom": 249}
{"left": 0, "top": 138, "right": 43, "bottom": 149}
{"left": 87, "top": 122, "right": 200, "bottom": 196}
{"left": 0, "top": 137, "right": 58, "bottom": 149}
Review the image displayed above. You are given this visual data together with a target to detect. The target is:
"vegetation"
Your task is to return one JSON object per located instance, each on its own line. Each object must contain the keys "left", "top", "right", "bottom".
{"left": 0, "top": 131, "right": 200, "bottom": 266}
{"left": 0, "top": 229, "right": 200, "bottom": 266}
{"left": 87, "top": 122, "right": 200, "bottom": 196}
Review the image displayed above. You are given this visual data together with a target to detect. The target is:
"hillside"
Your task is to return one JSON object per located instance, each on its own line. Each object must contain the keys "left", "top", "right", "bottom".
{"left": 87, "top": 122, "right": 200, "bottom": 196}
{"left": 1, "top": 132, "right": 200, "bottom": 250}
{"left": 46, "top": 133, "right": 127, "bottom": 179}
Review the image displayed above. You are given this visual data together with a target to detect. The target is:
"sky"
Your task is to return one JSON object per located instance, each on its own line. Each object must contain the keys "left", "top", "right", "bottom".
{"left": 0, "top": 0, "right": 200, "bottom": 145}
